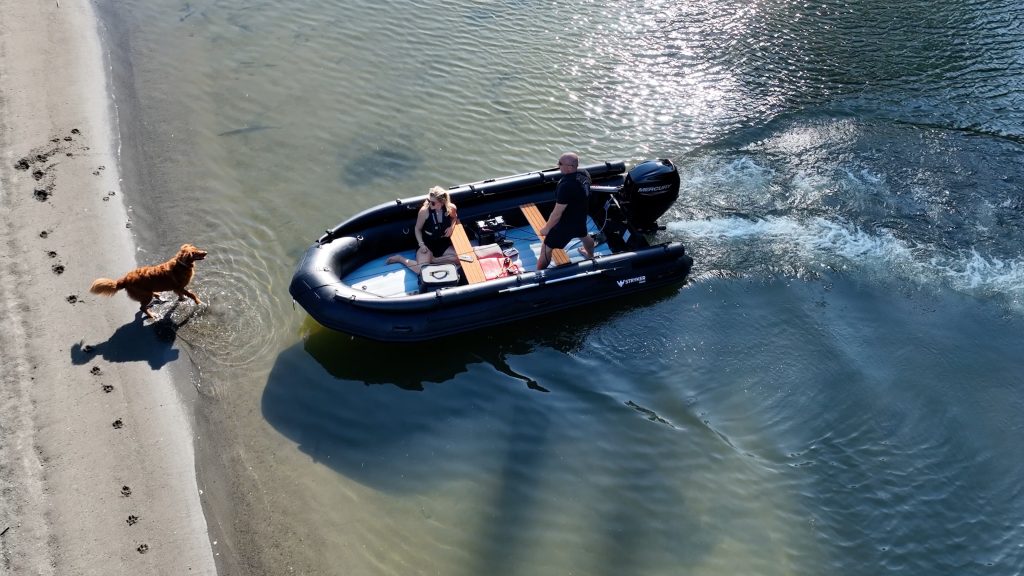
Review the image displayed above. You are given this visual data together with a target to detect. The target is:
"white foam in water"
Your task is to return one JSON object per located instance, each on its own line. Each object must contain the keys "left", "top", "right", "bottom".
{"left": 789, "top": 171, "right": 831, "bottom": 206}
{"left": 937, "top": 249, "right": 1024, "bottom": 297}
{"left": 679, "top": 157, "right": 775, "bottom": 193}
{"left": 668, "top": 216, "right": 1024, "bottom": 309}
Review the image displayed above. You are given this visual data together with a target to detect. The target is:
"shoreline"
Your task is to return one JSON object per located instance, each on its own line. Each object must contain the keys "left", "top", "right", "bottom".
{"left": 0, "top": 1, "right": 216, "bottom": 574}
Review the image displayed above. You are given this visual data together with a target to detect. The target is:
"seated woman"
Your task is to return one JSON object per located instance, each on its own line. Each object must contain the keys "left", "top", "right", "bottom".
{"left": 387, "top": 186, "right": 459, "bottom": 274}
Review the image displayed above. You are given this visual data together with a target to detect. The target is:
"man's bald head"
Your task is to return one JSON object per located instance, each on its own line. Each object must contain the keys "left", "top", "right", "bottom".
{"left": 558, "top": 153, "right": 579, "bottom": 173}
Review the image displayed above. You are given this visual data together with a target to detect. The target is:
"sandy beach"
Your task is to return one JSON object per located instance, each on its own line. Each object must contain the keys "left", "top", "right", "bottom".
{"left": 0, "top": 1, "right": 216, "bottom": 574}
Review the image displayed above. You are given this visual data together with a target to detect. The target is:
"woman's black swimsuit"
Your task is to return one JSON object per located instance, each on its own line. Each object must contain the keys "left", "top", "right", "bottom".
{"left": 421, "top": 207, "right": 453, "bottom": 257}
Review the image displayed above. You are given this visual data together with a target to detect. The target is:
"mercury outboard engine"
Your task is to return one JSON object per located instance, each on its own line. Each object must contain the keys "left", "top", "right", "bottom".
{"left": 617, "top": 159, "right": 680, "bottom": 233}
{"left": 589, "top": 159, "right": 681, "bottom": 251}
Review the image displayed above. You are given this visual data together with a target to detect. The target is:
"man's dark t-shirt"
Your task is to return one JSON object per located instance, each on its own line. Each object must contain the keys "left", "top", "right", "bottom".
{"left": 544, "top": 171, "right": 590, "bottom": 249}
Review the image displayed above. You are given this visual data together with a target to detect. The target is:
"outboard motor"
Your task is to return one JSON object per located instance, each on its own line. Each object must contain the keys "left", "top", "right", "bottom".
{"left": 617, "top": 159, "right": 680, "bottom": 233}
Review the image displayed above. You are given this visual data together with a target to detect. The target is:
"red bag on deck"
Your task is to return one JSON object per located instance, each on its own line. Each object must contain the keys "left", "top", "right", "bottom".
{"left": 474, "top": 244, "right": 520, "bottom": 280}
{"left": 478, "top": 255, "right": 520, "bottom": 280}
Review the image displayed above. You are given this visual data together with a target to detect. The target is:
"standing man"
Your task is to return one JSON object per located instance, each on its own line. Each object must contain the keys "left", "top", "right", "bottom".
{"left": 537, "top": 152, "right": 595, "bottom": 269}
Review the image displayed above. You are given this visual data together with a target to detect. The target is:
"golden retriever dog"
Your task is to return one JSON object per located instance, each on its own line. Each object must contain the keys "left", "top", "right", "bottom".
{"left": 90, "top": 243, "right": 208, "bottom": 319}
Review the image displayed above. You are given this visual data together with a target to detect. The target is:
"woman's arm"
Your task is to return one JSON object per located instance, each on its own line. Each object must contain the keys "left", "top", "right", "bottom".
{"left": 414, "top": 206, "right": 429, "bottom": 250}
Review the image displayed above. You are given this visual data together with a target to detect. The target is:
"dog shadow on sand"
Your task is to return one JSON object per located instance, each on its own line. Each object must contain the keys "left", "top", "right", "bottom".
{"left": 70, "top": 302, "right": 197, "bottom": 370}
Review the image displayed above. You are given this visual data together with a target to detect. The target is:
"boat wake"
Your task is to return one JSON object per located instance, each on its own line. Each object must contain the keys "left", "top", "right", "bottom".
{"left": 667, "top": 215, "right": 1024, "bottom": 311}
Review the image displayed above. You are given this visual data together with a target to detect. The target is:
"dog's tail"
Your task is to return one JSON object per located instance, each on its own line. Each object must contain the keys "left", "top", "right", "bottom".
{"left": 89, "top": 278, "right": 120, "bottom": 296}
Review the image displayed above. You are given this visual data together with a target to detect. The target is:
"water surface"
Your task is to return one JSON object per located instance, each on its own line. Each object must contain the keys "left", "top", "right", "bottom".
{"left": 95, "top": 0, "right": 1024, "bottom": 573}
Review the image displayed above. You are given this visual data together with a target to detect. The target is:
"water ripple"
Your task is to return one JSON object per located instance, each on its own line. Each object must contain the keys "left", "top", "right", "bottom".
{"left": 173, "top": 237, "right": 287, "bottom": 372}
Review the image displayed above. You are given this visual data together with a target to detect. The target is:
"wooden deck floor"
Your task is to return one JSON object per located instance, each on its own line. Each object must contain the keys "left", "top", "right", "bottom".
{"left": 449, "top": 222, "right": 487, "bottom": 284}
{"left": 520, "top": 203, "right": 571, "bottom": 266}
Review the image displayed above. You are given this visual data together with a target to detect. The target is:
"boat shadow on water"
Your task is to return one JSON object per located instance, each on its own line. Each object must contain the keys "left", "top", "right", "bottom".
{"left": 260, "top": 285, "right": 684, "bottom": 493}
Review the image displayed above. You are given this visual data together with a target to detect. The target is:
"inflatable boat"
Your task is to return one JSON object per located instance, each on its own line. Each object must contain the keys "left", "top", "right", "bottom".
{"left": 289, "top": 159, "right": 694, "bottom": 342}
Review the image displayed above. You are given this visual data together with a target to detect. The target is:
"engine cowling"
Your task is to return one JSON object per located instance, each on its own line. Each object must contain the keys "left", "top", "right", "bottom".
{"left": 618, "top": 159, "right": 680, "bottom": 232}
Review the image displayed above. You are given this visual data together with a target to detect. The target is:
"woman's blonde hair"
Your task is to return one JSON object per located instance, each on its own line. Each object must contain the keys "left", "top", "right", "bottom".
{"left": 426, "top": 185, "right": 455, "bottom": 216}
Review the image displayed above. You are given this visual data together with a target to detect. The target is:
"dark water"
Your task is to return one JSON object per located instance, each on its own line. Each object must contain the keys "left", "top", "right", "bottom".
{"left": 94, "top": 0, "right": 1024, "bottom": 574}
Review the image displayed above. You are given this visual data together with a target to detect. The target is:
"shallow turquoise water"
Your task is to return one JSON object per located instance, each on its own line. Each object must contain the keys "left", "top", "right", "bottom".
{"left": 95, "top": 0, "right": 1024, "bottom": 574}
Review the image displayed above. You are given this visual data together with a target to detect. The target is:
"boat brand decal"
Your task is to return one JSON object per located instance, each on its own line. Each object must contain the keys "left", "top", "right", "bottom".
{"left": 616, "top": 275, "right": 647, "bottom": 288}
{"left": 638, "top": 183, "right": 673, "bottom": 194}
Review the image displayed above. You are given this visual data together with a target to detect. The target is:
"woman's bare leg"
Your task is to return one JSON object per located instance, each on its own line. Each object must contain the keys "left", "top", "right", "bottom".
{"left": 411, "top": 245, "right": 436, "bottom": 273}
{"left": 387, "top": 244, "right": 454, "bottom": 273}
{"left": 386, "top": 253, "right": 423, "bottom": 274}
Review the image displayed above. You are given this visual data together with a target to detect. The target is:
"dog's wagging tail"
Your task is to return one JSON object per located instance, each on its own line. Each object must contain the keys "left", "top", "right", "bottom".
{"left": 88, "top": 278, "right": 121, "bottom": 295}
{"left": 90, "top": 243, "right": 208, "bottom": 320}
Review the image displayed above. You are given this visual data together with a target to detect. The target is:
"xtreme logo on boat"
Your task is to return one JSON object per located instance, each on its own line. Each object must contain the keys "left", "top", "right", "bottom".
{"left": 616, "top": 275, "right": 647, "bottom": 288}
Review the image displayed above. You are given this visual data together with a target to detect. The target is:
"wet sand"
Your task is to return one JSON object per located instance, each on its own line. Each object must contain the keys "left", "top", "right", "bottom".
{"left": 0, "top": 1, "right": 216, "bottom": 573}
